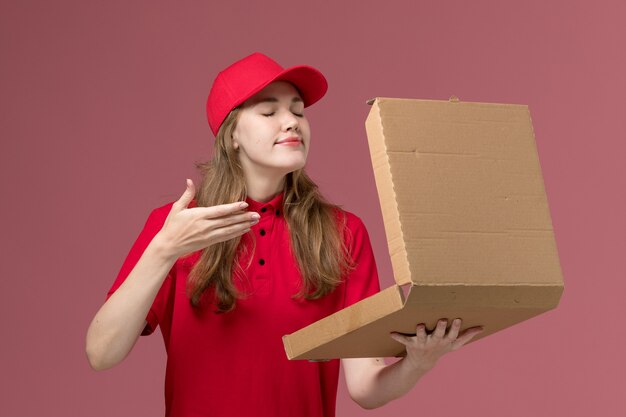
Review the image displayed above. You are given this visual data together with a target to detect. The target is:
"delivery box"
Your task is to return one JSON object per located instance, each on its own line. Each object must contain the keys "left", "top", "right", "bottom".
{"left": 282, "top": 96, "right": 564, "bottom": 360}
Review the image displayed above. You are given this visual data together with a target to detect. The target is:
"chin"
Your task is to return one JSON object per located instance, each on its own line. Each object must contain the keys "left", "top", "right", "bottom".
{"left": 280, "top": 159, "right": 307, "bottom": 174}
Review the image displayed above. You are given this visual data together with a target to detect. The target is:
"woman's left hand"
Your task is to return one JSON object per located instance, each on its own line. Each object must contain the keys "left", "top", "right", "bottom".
{"left": 389, "top": 318, "right": 484, "bottom": 372}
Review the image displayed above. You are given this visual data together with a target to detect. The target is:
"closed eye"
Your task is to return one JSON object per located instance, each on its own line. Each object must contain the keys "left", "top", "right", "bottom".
{"left": 262, "top": 111, "right": 304, "bottom": 117}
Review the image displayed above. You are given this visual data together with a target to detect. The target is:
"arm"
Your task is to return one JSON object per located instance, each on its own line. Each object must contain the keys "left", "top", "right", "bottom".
{"left": 85, "top": 234, "right": 177, "bottom": 371}
{"left": 342, "top": 319, "right": 483, "bottom": 409}
{"left": 85, "top": 179, "right": 258, "bottom": 371}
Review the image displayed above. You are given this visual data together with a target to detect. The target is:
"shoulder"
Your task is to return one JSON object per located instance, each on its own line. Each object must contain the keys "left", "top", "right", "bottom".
{"left": 332, "top": 206, "right": 365, "bottom": 226}
{"left": 339, "top": 208, "right": 364, "bottom": 230}
{"left": 148, "top": 201, "right": 176, "bottom": 220}
{"left": 331, "top": 207, "right": 369, "bottom": 245}
{"left": 140, "top": 201, "right": 176, "bottom": 231}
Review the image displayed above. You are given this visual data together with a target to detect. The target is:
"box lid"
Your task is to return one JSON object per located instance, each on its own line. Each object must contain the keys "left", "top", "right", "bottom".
{"left": 365, "top": 97, "right": 563, "bottom": 288}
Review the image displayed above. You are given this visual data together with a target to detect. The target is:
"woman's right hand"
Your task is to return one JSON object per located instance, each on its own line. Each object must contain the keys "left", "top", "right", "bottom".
{"left": 155, "top": 179, "right": 259, "bottom": 260}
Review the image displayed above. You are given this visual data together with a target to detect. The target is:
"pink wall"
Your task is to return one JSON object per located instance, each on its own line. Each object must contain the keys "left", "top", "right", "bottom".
{"left": 1, "top": 0, "right": 624, "bottom": 416}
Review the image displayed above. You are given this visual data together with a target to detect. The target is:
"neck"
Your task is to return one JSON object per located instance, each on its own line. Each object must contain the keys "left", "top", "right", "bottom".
{"left": 244, "top": 171, "right": 286, "bottom": 203}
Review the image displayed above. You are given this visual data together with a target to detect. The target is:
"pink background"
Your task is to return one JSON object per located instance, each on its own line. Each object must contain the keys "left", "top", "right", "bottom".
{"left": 1, "top": 0, "right": 624, "bottom": 416}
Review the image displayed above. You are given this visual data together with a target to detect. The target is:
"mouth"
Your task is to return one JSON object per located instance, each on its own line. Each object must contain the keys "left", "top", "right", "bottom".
{"left": 275, "top": 136, "right": 302, "bottom": 145}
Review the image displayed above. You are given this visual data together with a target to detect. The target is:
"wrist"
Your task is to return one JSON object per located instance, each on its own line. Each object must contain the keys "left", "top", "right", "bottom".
{"left": 402, "top": 355, "right": 436, "bottom": 374}
{"left": 148, "top": 233, "right": 179, "bottom": 263}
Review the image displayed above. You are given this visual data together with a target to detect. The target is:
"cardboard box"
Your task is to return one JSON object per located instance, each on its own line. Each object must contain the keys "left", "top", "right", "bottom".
{"left": 282, "top": 96, "right": 564, "bottom": 361}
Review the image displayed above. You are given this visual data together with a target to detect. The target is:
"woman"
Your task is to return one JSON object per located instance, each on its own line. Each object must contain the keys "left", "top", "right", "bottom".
{"left": 86, "top": 52, "right": 483, "bottom": 417}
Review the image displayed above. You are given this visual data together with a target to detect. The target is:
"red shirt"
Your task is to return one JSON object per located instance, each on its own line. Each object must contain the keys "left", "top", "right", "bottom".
{"left": 106, "top": 192, "right": 381, "bottom": 417}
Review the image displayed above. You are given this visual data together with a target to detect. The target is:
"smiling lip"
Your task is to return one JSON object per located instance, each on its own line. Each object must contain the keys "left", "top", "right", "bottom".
{"left": 275, "top": 136, "right": 302, "bottom": 145}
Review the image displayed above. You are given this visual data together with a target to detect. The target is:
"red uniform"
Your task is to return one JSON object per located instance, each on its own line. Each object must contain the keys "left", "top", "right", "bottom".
{"left": 106, "top": 192, "right": 381, "bottom": 417}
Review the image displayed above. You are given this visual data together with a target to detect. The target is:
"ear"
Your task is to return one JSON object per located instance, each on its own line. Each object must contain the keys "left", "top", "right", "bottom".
{"left": 230, "top": 133, "right": 240, "bottom": 150}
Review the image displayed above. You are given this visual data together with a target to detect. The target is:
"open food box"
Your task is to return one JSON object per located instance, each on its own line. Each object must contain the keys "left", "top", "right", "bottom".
{"left": 282, "top": 96, "right": 564, "bottom": 360}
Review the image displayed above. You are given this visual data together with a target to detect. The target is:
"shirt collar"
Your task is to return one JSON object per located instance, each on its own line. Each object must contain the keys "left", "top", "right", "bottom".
{"left": 188, "top": 193, "right": 284, "bottom": 214}
{"left": 245, "top": 191, "right": 284, "bottom": 216}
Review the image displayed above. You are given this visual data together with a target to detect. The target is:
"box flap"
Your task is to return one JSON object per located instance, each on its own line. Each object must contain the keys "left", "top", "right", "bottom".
{"left": 282, "top": 285, "right": 405, "bottom": 360}
{"left": 281, "top": 282, "right": 563, "bottom": 361}
{"left": 365, "top": 97, "right": 563, "bottom": 288}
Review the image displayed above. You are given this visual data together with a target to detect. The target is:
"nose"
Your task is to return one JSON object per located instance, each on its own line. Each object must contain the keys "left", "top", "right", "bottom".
{"left": 282, "top": 112, "right": 300, "bottom": 132}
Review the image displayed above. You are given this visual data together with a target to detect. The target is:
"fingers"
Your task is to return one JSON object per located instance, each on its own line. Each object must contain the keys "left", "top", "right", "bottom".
{"left": 388, "top": 322, "right": 428, "bottom": 347}
{"left": 431, "top": 319, "right": 447, "bottom": 339}
{"left": 389, "top": 332, "right": 412, "bottom": 346}
{"left": 390, "top": 319, "right": 484, "bottom": 349}
{"left": 415, "top": 324, "right": 427, "bottom": 343}
{"left": 169, "top": 179, "right": 253, "bottom": 223}
{"left": 446, "top": 318, "right": 462, "bottom": 341}
{"left": 196, "top": 201, "right": 252, "bottom": 220}
{"left": 191, "top": 201, "right": 261, "bottom": 238}
{"left": 451, "top": 326, "right": 484, "bottom": 350}
{"left": 207, "top": 217, "right": 256, "bottom": 243}
{"left": 171, "top": 179, "right": 197, "bottom": 212}
{"left": 207, "top": 211, "right": 260, "bottom": 230}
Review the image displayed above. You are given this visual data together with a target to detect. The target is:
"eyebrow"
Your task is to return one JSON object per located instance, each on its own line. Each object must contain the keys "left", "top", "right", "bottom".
{"left": 251, "top": 96, "right": 304, "bottom": 105}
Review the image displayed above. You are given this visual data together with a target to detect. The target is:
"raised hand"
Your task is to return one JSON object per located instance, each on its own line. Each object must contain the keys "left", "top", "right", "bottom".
{"left": 156, "top": 179, "right": 260, "bottom": 259}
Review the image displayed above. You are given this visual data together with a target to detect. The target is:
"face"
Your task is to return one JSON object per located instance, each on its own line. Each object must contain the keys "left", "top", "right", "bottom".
{"left": 231, "top": 81, "right": 311, "bottom": 178}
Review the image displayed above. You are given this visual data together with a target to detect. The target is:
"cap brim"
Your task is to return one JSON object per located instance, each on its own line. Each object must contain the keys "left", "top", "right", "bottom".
{"left": 274, "top": 65, "right": 328, "bottom": 107}
{"left": 231, "top": 65, "right": 328, "bottom": 111}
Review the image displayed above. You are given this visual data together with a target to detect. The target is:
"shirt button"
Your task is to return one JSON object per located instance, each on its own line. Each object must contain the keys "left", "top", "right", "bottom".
{"left": 260, "top": 229, "right": 266, "bottom": 236}
{"left": 275, "top": 209, "right": 280, "bottom": 216}
{"left": 260, "top": 207, "right": 267, "bottom": 213}
{"left": 259, "top": 258, "right": 265, "bottom": 266}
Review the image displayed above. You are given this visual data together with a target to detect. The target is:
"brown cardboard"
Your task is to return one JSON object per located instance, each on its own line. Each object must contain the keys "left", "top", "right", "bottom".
{"left": 282, "top": 97, "right": 564, "bottom": 360}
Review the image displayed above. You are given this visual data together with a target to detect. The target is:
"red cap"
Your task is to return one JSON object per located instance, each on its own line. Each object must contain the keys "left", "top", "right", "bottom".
{"left": 206, "top": 52, "right": 328, "bottom": 136}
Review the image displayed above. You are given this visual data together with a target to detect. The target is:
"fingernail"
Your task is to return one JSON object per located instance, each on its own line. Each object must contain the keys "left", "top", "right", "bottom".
{"left": 240, "top": 202, "right": 249, "bottom": 209}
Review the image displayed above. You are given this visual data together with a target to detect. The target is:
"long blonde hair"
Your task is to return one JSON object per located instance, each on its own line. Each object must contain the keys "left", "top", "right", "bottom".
{"left": 185, "top": 106, "right": 355, "bottom": 313}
